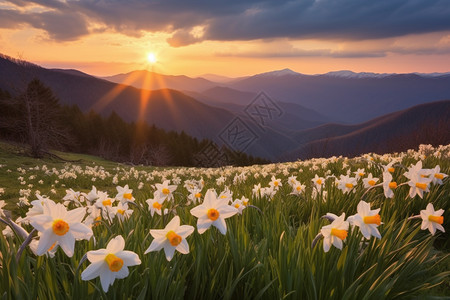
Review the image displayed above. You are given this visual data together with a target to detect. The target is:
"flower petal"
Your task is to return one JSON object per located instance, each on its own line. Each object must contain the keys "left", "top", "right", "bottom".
{"left": 218, "top": 205, "right": 238, "bottom": 219}
{"left": 36, "top": 228, "right": 57, "bottom": 256}
{"left": 106, "top": 235, "right": 125, "bottom": 253}
{"left": 70, "top": 223, "right": 93, "bottom": 240}
{"left": 176, "top": 239, "right": 189, "bottom": 254}
{"left": 117, "top": 250, "right": 141, "bottom": 266}
{"left": 213, "top": 217, "right": 227, "bottom": 235}
{"left": 81, "top": 261, "right": 104, "bottom": 281}
{"left": 144, "top": 238, "right": 165, "bottom": 254}
{"left": 165, "top": 216, "right": 180, "bottom": 231}
{"left": 176, "top": 225, "right": 194, "bottom": 238}
{"left": 163, "top": 245, "right": 176, "bottom": 261}
{"left": 99, "top": 267, "right": 113, "bottom": 292}
{"left": 30, "top": 215, "right": 53, "bottom": 232}
{"left": 59, "top": 232, "right": 75, "bottom": 257}
{"left": 66, "top": 207, "right": 87, "bottom": 223}
{"left": 87, "top": 249, "right": 108, "bottom": 263}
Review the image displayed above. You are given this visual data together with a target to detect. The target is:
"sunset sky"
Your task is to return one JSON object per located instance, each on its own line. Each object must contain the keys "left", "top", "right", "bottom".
{"left": 1, "top": 0, "right": 450, "bottom": 77}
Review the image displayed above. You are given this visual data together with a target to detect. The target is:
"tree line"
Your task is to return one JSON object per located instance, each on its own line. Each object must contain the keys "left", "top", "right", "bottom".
{"left": 0, "top": 79, "right": 268, "bottom": 167}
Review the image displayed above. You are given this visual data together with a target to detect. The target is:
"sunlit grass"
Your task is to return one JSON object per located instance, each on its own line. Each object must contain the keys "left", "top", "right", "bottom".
{"left": 0, "top": 142, "right": 449, "bottom": 298}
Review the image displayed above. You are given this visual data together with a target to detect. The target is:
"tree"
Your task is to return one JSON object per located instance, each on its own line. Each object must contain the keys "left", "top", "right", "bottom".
{"left": 1, "top": 79, "right": 71, "bottom": 157}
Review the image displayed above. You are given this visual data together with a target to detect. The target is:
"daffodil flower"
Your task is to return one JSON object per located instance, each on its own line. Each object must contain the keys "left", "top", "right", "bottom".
{"left": 320, "top": 213, "right": 349, "bottom": 252}
{"left": 407, "top": 172, "right": 431, "bottom": 199}
{"left": 347, "top": 201, "right": 382, "bottom": 239}
{"left": 362, "top": 173, "right": 379, "bottom": 189}
{"left": 155, "top": 180, "right": 177, "bottom": 201}
{"left": 190, "top": 189, "right": 238, "bottom": 234}
{"left": 29, "top": 201, "right": 93, "bottom": 257}
{"left": 144, "top": 216, "right": 194, "bottom": 261}
{"left": 81, "top": 235, "right": 141, "bottom": 292}
{"left": 420, "top": 203, "right": 445, "bottom": 235}
{"left": 382, "top": 171, "right": 397, "bottom": 198}
{"left": 312, "top": 174, "right": 325, "bottom": 192}
{"left": 337, "top": 175, "right": 357, "bottom": 194}
{"left": 115, "top": 184, "right": 135, "bottom": 204}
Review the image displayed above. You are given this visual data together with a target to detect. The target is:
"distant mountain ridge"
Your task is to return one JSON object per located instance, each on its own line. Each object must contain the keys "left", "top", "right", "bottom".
{"left": 1, "top": 53, "right": 449, "bottom": 162}
{"left": 283, "top": 100, "right": 450, "bottom": 160}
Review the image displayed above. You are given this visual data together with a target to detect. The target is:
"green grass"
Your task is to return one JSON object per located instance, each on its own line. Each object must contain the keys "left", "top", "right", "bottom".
{"left": 0, "top": 141, "right": 449, "bottom": 299}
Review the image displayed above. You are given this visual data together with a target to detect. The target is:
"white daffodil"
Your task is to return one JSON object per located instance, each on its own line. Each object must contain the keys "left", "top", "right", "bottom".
{"left": 269, "top": 176, "right": 282, "bottom": 190}
{"left": 81, "top": 236, "right": 141, "bottom": 292}
{"left": 320, "top": 213, "right": 349, "bottom": 252}
{"left": 420, "top": 203, "right": 445, "bottom": 235}
{"left": 287, "top": 175, "right": 298, "bottom": 187}
{"left": 382, "top": 171, "right": 397, "bottom": 198}
{"left": 29, "top": 201, "right": 93, "bottom": 257}
{"left": 115, "top": 184, "right": 135, "bottom": 204}
{"left": 312, "top": 174, "right": 325, "bottom": 192}
{"left": 63, "top": 188, "right": 83, "bottom": 207}
{"left": 144, "top": 216, "right": 194, "bottom": 261}
{"left": 146, "top": 193, "right": 168, "bottom": 217}
{"left": 252, "top": 184, "right": 262, "bottom": 198}
{"left": 82, "top": 186, "right": 100, "bottom": 205}
{"left": 362, "top": 173, "right": 379, "bottom": 189}
{"left": 353, "top": 168, "right": 366, "bottom": 180}
{"left": 426, "top": 165, "right": 448, "bottom": 185}
{"left": 187, "top": 188, "right": 202, "bottom": 205}
{"left": 337, "top": 175, "right": 357, "bottom": 194}
{"left": 290, "top": 182, "right": 306, "bottom": 196}
{"left": 231, "top": 198, "right": 246, "bottom": 215}
{"left": 110, "top": 202, "right": 133, "bottom": 221}
{"left": 347, "top": 201, "right": 382, "bottom": 239}
{"left": 155, "top": 180, "right": 177, "bottom": 201}
{"left": 407, "top": 172, "right": 432, "bottom": 199}
{"left": 190, "top": 189, "right": 238, "bottom": 234}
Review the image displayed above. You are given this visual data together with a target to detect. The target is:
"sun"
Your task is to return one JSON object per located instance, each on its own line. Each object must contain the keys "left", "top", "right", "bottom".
{"left": 147, "top": 52, "right": 157, "bottom": 64}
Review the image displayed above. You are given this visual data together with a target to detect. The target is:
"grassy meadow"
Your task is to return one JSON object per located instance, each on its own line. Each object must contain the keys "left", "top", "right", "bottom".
{"left": 0, "top": 141, "right": 449, "bottom": 299}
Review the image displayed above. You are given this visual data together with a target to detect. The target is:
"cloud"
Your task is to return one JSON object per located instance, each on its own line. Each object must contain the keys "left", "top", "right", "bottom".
{"left": 1, "top": 0, "right": 450, "bottom": 47}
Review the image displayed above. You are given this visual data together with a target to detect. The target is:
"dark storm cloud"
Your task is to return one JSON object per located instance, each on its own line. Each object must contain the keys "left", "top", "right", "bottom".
{"left": 1, "top": 0, "right": 450, "bottom": 44}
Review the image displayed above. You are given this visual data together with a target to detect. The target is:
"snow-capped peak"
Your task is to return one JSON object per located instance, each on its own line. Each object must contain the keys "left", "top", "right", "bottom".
{"left": 324, "top": 70, "right": 395, "bottom": 79}
{"left": 256, "top": 68, "right": 301, "bottom": 77}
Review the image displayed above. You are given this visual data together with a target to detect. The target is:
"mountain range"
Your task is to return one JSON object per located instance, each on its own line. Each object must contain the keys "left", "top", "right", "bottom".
{"left": 0, "top": 53, "right": 449, "bottom": 161}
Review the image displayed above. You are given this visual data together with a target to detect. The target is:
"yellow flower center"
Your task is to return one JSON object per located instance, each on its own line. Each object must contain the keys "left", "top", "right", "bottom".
{"left": 388, "top": 167, "right": 395, "bottom": 173}
{"left": 364, "top": 214, "right": 381, "bottom": 225}
{"left": 331, "top": 228, "right": 348, "bottom": 240}
{"left": 274, "top": 181, "right": 279, "bottom": 186}
{"left": 296, "top": 186, "right": 302, "bottom": 191}
{"left": 162, "top": 188, "right": 170, "bottom": 195}
{"left": 345, "top": 183, "right": 353, "bottom": 189}
{"left": 117, "top": 209, "right": 125, "bottom": 215}
{"left": 435, "top": 173, "right": 444, "bottom": 180}
{"left": 52, "top": 219, "right": 69, "bottom": 236}
{"left": 195, "top": 192, "right": 202, "bottom": 198}
{"left": 123, "top": 193, "right": 132, "bottom": 200}
{"left": 243, "top": 200, "right": 248, "bottom": 206}
{"left": 105, "top": 254, "right": 123, "bottom": 272}
{"left": 428, "top": 215, "right": 443, "bottom": 225}
{"left": 102, "top": 199, "right": 112, "bottom": 206}
{"left": 359, "top": 173, "right": 365, "bottom": 177}
{"left": 234, "top": 203, "right": 240, "bottom": 208}
{"left": 220, "top": 195, "right": 227, "bottom": 199}
{"left": 166, "top": 230, "right": 182, "bottom": 246}
{"left": 152, "top": 202, "right": 162, "bottom": 210}
{"left": 388, "top": 182, "right": 397, "bottom": 189}
{"left": 368, "top": 180, "right": 376, "bottom": 186}
{"left": 207, "top": 208, "right": 220, "bottom": 221}
{"left": 316, "top": 179, "right": 322, "bottom": 185}
{"left": 415, "top": 182, "right": 428, "bottom": 190}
